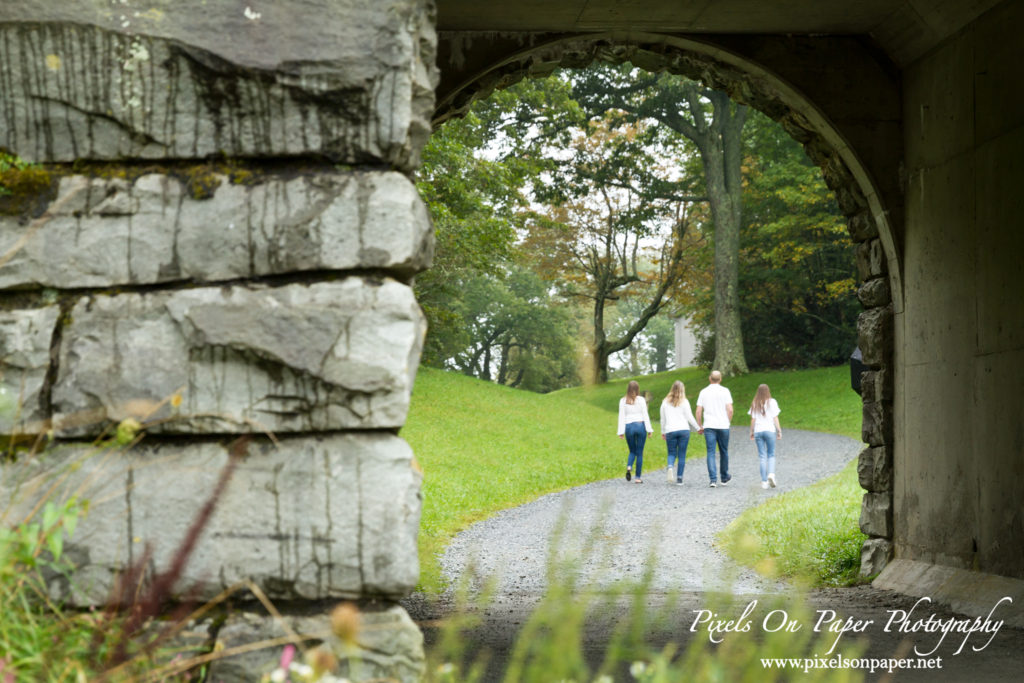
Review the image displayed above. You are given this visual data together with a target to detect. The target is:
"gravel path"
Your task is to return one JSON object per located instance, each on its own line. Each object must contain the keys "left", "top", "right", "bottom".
{"left": 440, "top": 427, "right": 862, "bottom": 597}
{"left": 408, "top": 427, "right": 1024, "bottom": 682}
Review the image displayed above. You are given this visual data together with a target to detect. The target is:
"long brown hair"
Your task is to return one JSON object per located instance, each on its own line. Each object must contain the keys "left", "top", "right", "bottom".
{"left": 664, "top": 380, "right": 686, "bottom": 407}
{"left": 751, "top": 384, "right": 772, "bottom": 416}
{"left": 625, "top": 380, "right": 640, "bottom": 405}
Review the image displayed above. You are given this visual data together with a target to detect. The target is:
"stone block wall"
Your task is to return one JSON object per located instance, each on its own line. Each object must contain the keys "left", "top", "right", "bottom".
{"left": 0, "top": 2, "right": 437, "bottom": 680}
{"left": 855, "top": 230, "right": 896, "bottom": 575}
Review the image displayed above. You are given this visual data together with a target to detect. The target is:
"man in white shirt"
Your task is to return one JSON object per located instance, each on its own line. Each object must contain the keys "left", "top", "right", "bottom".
{"left": 695, "top": 370, "right": 733, "bottom": 487}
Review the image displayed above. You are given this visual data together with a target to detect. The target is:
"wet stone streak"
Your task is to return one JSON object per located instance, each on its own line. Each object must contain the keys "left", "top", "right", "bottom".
{"left": 0, "top": 20, "right": 435, "bottom": 171}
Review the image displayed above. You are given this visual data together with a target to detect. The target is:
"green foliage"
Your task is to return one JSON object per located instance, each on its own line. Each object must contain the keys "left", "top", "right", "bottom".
{"left": 405, "top": 364, "right": 862, "bottom": 592}
{"left": 608, "top": 307, "right": 676, "bottom": 378}
{"left": 416, "top": 83, "right": 559, "bottom": 370}
{"left": 0, "top": 150, "right": 52, "bottom": 215}
{"left": 448, "top": 266, "right": 580, "bottom": 392}
{"left": 0, "top": 496, "right": 106, "bottom": 681}
{"left": 689, "top": 109, "right": 858, "bottom": 369}
{"left": 0, "top": 440, "right": 223, "bottom": 681}
{"left": 718, "top": 459, "right": 869, "bottom": 587}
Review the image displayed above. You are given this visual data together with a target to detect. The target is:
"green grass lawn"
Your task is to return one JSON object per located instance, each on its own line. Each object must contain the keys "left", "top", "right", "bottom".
{"left": 403, "top": 365, "right": 864, "bottom": 592}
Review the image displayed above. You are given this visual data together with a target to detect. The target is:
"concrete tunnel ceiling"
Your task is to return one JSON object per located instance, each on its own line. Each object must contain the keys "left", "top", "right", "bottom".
{"left": 434, "top": 0, "right": 1004, "bottom": 67}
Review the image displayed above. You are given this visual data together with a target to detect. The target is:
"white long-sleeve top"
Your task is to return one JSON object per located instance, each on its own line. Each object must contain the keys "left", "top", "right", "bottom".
{"left": 748, "top": 398, "right": 781, "bottom": 433}
{"left": 660, "top": 399, "right": 700, "bottom": 435}
{"left": 617, "top": 396, "right": 653, "bottom": 436}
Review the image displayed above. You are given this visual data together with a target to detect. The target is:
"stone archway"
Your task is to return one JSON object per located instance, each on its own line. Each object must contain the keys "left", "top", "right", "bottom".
{"left": 431, "top": 31, "right": 899, "bottom": 574}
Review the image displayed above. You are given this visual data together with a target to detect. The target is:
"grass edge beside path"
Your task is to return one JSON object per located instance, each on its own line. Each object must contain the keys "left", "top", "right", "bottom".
{"left": 402, "top": 365, "right": 865, "bottom": 593}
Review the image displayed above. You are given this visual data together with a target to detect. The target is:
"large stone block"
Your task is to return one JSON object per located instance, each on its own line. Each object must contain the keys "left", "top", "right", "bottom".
{"left": 861, "top": 400, "right": 893, "bottom": 446}
{"left": 857, "top": 277, "right": 891, "bottom": 308}
{"left": 0, "top": 0, "right": 437, "bottom": 169}
{"left": 847, "top": 210, "right": 879, "bottom": 242}
{"left": 856, "top": 304, "right": 893, "bottom": 367}
{"left": 859, "top": 537, "right": 893, "bottom": 577}
{"left": 0, "top": 433, "right": 422, "bottom": 603}
{"left": 0, "top": 171, "right": 432, "bottom": 290}
{"left": 859, "top": 368, "right": 893, "bottom": 404}
{"left": 0, "top": 306, "right": 60, "bottom": 434}
{"left": 208, "top": 604, "right": 425, "bottom": 683}
{"left": 52, "top": 279, "right": 424, "bottom": 436}
{"left": 859, "top": 491, "right": 893, "bottom": 538}
{"left": 857, "top": 445, "right": 892, "bottom": 492}
{"left": 855, "top": 239, "right": 888, "bottom": 282}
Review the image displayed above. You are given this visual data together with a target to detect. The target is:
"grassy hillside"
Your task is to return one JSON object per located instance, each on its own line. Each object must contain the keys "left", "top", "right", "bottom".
{"left": 402, "top": 365, "right": 862, "bottom": 591}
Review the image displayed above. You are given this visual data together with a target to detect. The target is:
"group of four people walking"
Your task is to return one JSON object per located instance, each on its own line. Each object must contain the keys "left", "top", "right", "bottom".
{"left": 617, "top": 371, "right": 782, "bottom": 488}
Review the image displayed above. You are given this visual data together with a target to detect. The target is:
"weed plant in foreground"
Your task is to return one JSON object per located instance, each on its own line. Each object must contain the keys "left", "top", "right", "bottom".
{"left": 421, "top": 518, "right": 866, "bottom": 683}
{"left": 0, "top": 422, "right": 237, "bottom": 681}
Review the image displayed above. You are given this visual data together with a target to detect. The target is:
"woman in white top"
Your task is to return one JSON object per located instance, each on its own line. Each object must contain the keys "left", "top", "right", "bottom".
{"left": 617, "top": 380, "right": 653, "bottom": 483}
{"left": 748, "top": 384, "right": 782, "bottom": 489}
{"left": 660, "top": 381, "right": 701, "bottom": 485}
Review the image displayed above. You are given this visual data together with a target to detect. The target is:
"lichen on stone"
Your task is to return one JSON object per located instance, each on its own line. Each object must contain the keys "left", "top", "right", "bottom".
{"left": 185, "top": 165, "right": 223, "bottom": 200}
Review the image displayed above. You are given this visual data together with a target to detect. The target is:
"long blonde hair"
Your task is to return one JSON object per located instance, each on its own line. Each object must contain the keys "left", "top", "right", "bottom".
{"left": 751, "top": 384, "right": 772, "bottom": 416}
{"left": 625, "top": 380, "right": 640, "bottom": 405}
{"left": 664, "top": 380, "right": 686, "bottom": 407}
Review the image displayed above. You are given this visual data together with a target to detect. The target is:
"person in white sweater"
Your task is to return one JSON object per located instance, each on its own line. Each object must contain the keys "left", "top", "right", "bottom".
{"left": 617, "top": 380, "right": 653, "bottom": 483}
{"left": 660, "top": 380, "right": 701, "bottom": 485}
{"left": 748, "top": 383, "right": 783, "bottom": 489}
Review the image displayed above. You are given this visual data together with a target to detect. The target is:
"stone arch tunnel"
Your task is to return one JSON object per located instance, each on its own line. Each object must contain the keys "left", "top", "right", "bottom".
{"left": 0, "top": 0, "right": 1021, "bottom": 679}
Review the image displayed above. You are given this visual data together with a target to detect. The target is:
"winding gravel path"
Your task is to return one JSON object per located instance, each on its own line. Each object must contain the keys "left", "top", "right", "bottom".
{"left": 410, "top": 429, "right": 1024, "bottom": 681}
{"left": 440, "top": 427, "right": 862, "bottom": 596}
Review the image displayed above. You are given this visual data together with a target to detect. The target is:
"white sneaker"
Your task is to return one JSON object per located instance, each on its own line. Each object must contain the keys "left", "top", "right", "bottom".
{"left": 768, "top": 473, "right": 777, "bottom": 488}
{"left": 667, "top": 466, "right": 674, "bottom": 483}
{"left": 761, "top": 481, "right": 769, "bottom": 489}
{"left": 709, "top": 482, "right": 717, "bottom": 488}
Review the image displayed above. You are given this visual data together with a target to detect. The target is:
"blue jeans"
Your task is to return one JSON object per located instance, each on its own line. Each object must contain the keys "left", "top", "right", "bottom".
{"left": 754, "top": 431, "right": 777, "bottom": 481}
{"left": 625, "top": 421, "right": 647, "bottom": 477}
{"left": 665, "top": 430, "right": 691, "bottom": 480}
{"left": 704, "top": 427, "right": 731, "bottom": 483}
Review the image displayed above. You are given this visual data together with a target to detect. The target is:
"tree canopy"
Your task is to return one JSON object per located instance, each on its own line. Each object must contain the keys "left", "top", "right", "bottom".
{"left": 416, "top": 65, "right": 857, "bottom": 390}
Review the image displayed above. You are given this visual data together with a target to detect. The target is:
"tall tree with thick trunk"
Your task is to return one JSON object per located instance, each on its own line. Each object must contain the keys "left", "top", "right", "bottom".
{"left": 573, "top": 66, "right": 750, "bottom": 375}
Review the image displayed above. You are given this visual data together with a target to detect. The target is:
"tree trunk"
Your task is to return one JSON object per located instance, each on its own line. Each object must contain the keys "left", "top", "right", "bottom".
{"left": 592, "top": 344, "right": 611, "bottom": 384}
{"left": 591, "top": 298, "right": 610, "bottom": 384}
{"left": 497, "top": 339, "right": 510, "bottom": 385}
{"left": 653, "top": 337, "right": 670, "bottom": 373}
{"left": 702, "top": 92, "right": 749, "bottom": 376}
{"left": 628, "top": 344, "right": 641, "bottom": 375}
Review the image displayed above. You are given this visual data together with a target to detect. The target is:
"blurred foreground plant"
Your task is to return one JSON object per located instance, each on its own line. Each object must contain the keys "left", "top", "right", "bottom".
{"left": 418, "top": 511, "right": 866, "bottom": 683}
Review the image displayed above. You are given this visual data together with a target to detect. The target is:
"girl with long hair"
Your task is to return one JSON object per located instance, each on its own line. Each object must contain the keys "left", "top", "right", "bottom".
{"left": 660, "top": 380, "right": 700, "bottom": 485}
{"left": 748, "top": 383, "right": 782, "bottom": 488}
{"left": 617, "top": 380, "right": 653, "bottom": 483}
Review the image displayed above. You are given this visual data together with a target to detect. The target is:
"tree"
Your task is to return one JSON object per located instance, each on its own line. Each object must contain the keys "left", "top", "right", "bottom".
{"left": 737, "top": 110, "right": 858, "bottom": 366}
{"left": 448, "top": 265, "right": 579, "bottom": 392}
{"left": 572, "top": 65, "right": 750, "bottom": 375}
{"left": 415, "top": 97, "right": 538, "bottom": 366}
{"left": 416, "top": 77, "right": 586, "bottom": 387}
{"left": 607, "top": 300, "right": 677, "bottom": 377}
{"left": 523, "top": 119, "right": 699, "bottom": 383}
{"left": 686, "top": 109, "right": 858, "bottom": 368}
